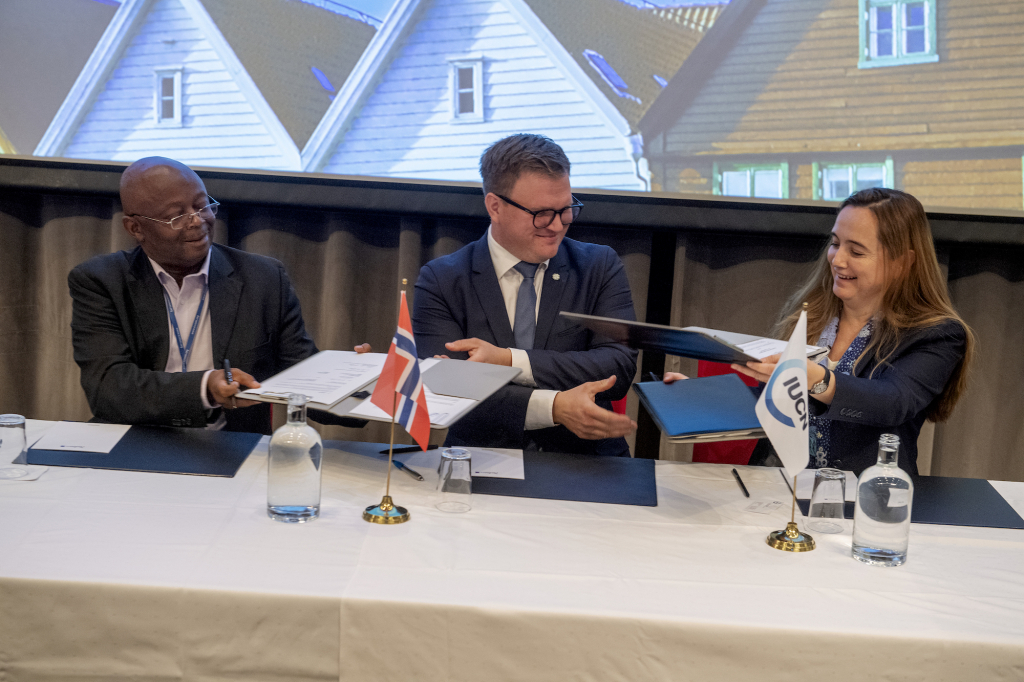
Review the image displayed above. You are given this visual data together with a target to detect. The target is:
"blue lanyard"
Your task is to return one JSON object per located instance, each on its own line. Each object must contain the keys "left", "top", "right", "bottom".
{"left": 163, "top": 284, "right": 207, "bottom": 372}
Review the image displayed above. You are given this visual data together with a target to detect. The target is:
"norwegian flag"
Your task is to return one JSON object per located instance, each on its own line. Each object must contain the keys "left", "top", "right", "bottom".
{"left": 370, "top": 290, "right": 431, "bottom": 450}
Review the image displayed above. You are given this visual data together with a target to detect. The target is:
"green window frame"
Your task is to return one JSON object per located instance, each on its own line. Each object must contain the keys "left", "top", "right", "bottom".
{"left": 858, "top": 0, "right": 938, "bottom": 69}
{"left": 713, "top": 162, "right": 789, "bottom": 199}
{"left": 812, "top": 158, "right": 894, "bottom": 201}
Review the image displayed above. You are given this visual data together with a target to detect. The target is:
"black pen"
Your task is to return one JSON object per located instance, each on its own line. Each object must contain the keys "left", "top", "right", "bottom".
{"left": 731, "top": 468, "right": 750, "bottom": 497}
{"left": 648, "top": 371, "right": 661, "bottom": 382}
{"left": 392, "top": 460, "right": 425, "bottom": 481}
{"left": 381, "top": 444, "right": 439, "bottom": 455}
{"left": 223, "top": 359, "right": 234, "bottom": 384}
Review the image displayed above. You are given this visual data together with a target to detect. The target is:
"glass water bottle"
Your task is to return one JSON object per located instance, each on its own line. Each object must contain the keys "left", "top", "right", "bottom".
{"left": 267, "top": 394, "right": 323, "bottom": 523}
{"left": 851, "top": 434, "right": 913, "bottom": 566}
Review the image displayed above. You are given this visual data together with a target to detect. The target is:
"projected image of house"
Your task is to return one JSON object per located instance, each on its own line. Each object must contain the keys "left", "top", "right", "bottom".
{"left": 640, "top": 0, "right": 1024, "bottom": 211}
{"left": 302, "top": 0, "right": 724, "bottom": 191}
{"left": 34, "top": 0, "right": 377, "bottom": 171}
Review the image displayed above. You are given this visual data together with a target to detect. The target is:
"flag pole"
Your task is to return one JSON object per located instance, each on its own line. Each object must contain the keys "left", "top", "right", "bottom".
{"left": 363, "top": 279, "right": 411, "bottom": 524}
{"left": 765, "top": 302, "right": 815, "bottom": 551}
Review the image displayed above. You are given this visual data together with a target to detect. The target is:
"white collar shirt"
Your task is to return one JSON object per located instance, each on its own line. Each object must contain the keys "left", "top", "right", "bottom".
{"left": 486, "top": 226, "right": 556, "bottom": 430}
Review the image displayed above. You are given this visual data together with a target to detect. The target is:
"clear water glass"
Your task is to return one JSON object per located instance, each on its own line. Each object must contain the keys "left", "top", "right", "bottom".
{"left": 852, "top": 434, "right": 913, "bottom": 566}
{"left": 807, "top": 467, "right": 846, "bottom": 534}
{"left": 267, "top": 394, "right": 323, "bottom": 523}
{"left": 0, "top": 414, "right": 29, "bottom": 479}
{"left": 436, "top": 448, "right": 471, "bottom": 513}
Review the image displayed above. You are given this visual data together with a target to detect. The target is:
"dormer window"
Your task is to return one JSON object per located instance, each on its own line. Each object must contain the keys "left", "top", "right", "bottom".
{"left": 449, "top": 58, "right": 483, "bottom": 122}
{"left": 858, "top": 0, "right": 937, "bottom": 69}
{"left": 154, "top": 67, "right": 183, "bottom": 126}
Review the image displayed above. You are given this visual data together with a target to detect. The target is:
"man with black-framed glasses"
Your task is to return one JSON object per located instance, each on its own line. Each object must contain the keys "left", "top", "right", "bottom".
{"left": 68, "top": 156, "right": 368, "bottom": 432}
{"left": 413, "top": 134, "right": 639, "bottom": 456}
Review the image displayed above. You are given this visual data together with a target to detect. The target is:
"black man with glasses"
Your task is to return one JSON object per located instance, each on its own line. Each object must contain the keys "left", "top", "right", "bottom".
{"left": 68, "top": 156, "right": 368, "bottom": 432}
{"left": 413, "top": 134, "right": 639, "bottom": 456}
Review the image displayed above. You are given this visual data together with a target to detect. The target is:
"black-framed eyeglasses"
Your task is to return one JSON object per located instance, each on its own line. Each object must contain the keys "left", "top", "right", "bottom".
{"left": 128, "top": 197, "right": 220, "bottom": 230}
{"left": 496, "top": 194, "right": 584, "bottom": 228}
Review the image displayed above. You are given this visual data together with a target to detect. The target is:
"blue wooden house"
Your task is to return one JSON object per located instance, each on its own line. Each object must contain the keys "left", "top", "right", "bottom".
{"left": 302, "top": 0, "right": 723, "bottom": 191}
{"left": 35, "top": 0, "right": 377, "bottom": 171}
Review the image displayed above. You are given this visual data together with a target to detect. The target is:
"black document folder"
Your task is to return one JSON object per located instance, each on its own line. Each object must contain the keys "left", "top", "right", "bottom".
{"left": 633, "top": 374, "right": 761, "bottom": 438}
{"left": 473, "top": 451, "right": 657, "bottom": 507}
{"left": 27, "top": 426, "right": 262, "bottom": 477}
{"left": 796, "top": 475, "right": 1024, "bottom": 529}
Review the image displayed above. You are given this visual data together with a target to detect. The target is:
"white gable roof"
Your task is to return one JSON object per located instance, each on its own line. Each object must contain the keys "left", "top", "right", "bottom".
{"left": 301, "top": 0, "right": 635, "bottom": 179}
{"left": 34, "top": 0, "right": 300, "bottom": 170}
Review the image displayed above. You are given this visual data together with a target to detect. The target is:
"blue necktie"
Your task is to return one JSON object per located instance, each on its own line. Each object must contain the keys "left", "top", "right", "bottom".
{"left": 513, "top": 261, "right": 540, "bottom": 349}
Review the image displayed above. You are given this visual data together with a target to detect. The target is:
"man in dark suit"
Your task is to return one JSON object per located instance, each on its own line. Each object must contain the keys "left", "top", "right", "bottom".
{"left": 69, "top": 156, "right": 366, "bottom": 433}
{"left": 413, "top": 134, "right": 638, "bottom": 456}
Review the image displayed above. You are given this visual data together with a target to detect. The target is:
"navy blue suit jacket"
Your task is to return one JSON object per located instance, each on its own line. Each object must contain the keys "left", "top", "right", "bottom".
{"left": 413, "top": 235, "right": 639, "bottom": 456}
{"left": 810, "top": 319, "right": 968, "bottom": 475}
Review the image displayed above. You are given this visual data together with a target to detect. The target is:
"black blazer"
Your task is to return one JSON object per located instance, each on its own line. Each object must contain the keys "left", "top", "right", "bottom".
{"left": 809, "top": 319, "right": 968, "bottom": 475}
{"left": 69, "top": 244, "right": 329, "bottom": 433}
{"left": 413, "top": 234, "right": 639, "bottom": 456}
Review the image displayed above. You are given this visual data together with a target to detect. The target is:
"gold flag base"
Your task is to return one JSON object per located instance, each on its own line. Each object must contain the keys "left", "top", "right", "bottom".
{"left": 766, "top": 521, "right": 816, "bottom": 552}
{"left": 362, "top": 495, "right": 410, "bottom": 524}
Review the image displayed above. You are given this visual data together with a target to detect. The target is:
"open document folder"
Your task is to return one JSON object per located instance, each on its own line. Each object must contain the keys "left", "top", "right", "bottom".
{"left": 240, "top": 351, "right": 521, "bottom": 429}
{"left": 632, "top": 374, "right": 765, "bottom": 444}
{"left": 560, "top": 313, "right": 827, "bottom": 364}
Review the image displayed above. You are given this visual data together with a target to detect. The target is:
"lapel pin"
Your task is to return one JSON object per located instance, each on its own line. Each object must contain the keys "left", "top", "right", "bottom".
{"left": 552, "top": 273, "right": 560, "bottom": 281}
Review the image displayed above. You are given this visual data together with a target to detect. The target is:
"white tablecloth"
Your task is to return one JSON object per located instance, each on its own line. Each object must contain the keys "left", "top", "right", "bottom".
{"left": 2, "top": 421, "right": 1024, "bottom": 681}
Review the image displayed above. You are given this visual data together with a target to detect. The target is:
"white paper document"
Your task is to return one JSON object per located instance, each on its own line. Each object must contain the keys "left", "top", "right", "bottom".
{"left": 469, "top": 448, "right": 525, "bottom": 479}
{"left": 348, "top": 387, "right": 476, "bottom": 427}
{"left": 738, "top": 338, "right": 826, "bottom": 360}
{"left": 795, "top": 469, "right": 858, "bottom": 502}
{"left": 33, "top": 422, "right": 130, "bottom": 454}
{"left": 240, "top": 351, "right": 386, "bottom": 406}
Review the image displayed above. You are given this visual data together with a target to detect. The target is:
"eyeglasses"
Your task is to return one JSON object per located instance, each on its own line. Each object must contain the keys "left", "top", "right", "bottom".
{"left": 496, "top": 194, "right": 584, "bottom": 229}
{"left": 128, "top": 197, "right": 220, "bottom": 230}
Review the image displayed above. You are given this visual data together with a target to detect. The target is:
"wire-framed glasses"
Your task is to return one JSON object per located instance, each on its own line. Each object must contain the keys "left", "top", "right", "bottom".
{"left": 496, "top": 194, "right": 584, "bottom": 228}
{"left": 129, "top": 197, "right": 220, "bottom": 230}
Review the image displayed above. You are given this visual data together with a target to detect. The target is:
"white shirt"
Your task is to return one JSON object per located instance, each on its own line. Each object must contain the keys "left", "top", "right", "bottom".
{"left": 149, "top": 250, "right": 224, "bottom": 428}
{"left": 486, "top": 227, "right": 558, "bottom": 430}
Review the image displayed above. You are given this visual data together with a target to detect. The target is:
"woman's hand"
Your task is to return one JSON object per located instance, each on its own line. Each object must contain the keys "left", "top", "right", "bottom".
{"left": 662, "top": 372, "right": 688, "bottom": 383}
{"left": 731, "top": 354, "right": 829, "bottom": 393}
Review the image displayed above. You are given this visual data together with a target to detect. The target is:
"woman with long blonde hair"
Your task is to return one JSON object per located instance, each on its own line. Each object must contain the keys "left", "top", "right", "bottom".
{"left": 669, "top": 188, "right": 974, "bottom": 474}
{"left": 740, "top": 188, "right": 974, "bottom": 474}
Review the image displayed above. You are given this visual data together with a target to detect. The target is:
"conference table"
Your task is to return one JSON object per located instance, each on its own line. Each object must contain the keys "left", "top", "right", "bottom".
{"left": 2, "top": 421, "right": 1023, "bottom": 681}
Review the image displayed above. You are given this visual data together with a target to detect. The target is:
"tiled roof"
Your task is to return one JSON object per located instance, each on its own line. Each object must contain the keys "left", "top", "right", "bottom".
{"left": 523, "top": 0, "right": 721, "bottom": 129}
{"left": 201, "top": 0, "right": 376, "bottom": 148}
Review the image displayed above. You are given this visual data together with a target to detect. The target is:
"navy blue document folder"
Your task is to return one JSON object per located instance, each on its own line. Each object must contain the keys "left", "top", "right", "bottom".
{"left": 27, "top": 425, "right": 262, "bottom": 477}
{"left": 633, "top": 374, "right": 761, "bottom": 438}
{"left": 797, "top": 476, "right": 1024, "bottom": 529}
{"left": 473, "top": 451, "right": 657, "bottom": 507}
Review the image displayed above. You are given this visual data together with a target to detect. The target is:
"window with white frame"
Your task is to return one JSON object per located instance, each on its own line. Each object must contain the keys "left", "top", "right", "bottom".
{"left": 714, "top": 163, "right": 788, "bottom": 199}
{"left": 154, "top": 68, "right": 182, "bottom": 125}
{"left": 858, "top": 0, "right": 937, "bottom": 68}
{"left": 813, "top": 159, "right": 894, "bottom": 201}
{"left": 449, "top": 59, "right": 483, "bottom": 122}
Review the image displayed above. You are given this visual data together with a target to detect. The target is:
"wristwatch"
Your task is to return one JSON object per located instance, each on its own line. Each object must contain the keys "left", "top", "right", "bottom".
{"left": 809, "top": 367, "right": 831, "bottom": 395}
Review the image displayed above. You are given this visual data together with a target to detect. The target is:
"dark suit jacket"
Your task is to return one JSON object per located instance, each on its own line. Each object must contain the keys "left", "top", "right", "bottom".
{"left": 808, "top": 319, "right": 968, "bottom": 475}
{"left": 413, "top": 234, "right": 639, "bottom": 456}
{"left": 69, "top": 244, "right": 342, "bottom": 434}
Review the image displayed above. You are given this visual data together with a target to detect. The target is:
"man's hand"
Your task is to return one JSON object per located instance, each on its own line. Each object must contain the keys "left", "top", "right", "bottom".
{"left": 552, "top": 376, "right": 637, "bottom": 440}
{"left": 354, "top": 343, "right": 372, "bottom": 353}
{"left": 208, "top": 368, "right": 261, "bottom": 409}
{"left": 663, "top": 372, "right": 689, "bottom": 383}
{"left": 445, "top": 338, "right": 512, "bottom": 366}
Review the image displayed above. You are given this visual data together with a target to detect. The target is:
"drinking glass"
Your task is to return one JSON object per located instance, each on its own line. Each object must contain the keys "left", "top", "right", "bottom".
{"left": 0, "top": 414, "right": 29, "bottom": 479}
{"left": 435, "top": 448, "right": 471, "bottom": 513}
{"left": 808, "top": 467, "right": 846, "bottom": 533}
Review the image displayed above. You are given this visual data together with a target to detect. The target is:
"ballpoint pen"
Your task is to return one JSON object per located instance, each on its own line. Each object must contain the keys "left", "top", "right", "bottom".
{"left": 732, "top": 468, "right": 750, "bottom": 497}
{"left": 223, "top": 359, "right": 236, "bottom": 408}
{"left": 392, "top": 459, "right": 424, "bottom": 481}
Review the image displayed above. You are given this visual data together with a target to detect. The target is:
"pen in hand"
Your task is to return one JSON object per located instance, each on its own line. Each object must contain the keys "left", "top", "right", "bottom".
{"left": 223, "top": 359, "right": 236, "bottom": 408}
{"left": 732, "top": 468, "right": 750, "bottom": 497}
